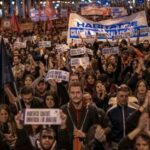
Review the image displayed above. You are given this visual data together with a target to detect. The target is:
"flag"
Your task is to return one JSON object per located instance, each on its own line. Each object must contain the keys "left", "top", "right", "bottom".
{"left": 47, "top": 19, "right": 53, "bottom": 30}
{"left": 45, "top": 0, "right": 55, "bottom": 20}
{"left": 0, "top": 38, "right": 14, "bottom": 89}
{"left": 10, "top": 12, "right": 20, "bottom": 32}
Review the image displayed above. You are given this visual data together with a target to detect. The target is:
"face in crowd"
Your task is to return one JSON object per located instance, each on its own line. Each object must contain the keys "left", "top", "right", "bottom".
{"left": 83, "top": 93, "right": 92, "bottom": 106}
{"left": 69, "top": 83, "right": 83, "bottom": 105}
{"left": 117, "top": 85, "right": 129, "bottom": 106}
{"left": 135, "top": 135, "right": 150, "bottom": 150}
{"left": 70, "top": 74, "right": 79, "bottom": 83}
{"left": 40, "top": 128, "right": 56, "bottom": 150}
{"left": 45, "top": 94, "right": 55, "bottom": 108}
{"left": 0, "top": 105, "right": 9, "bottom": 124}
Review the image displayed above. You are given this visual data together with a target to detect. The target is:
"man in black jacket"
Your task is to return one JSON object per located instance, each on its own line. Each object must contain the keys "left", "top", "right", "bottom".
{"left": 60, "top": 82, "right": 108, "bottom": 149}
{"left": 14, "top": 113, "right": 58, "bottom": 150}
{"left": 10, "top": 86, "right": 42, "bottom": 115}
{"left": 106, "top": 85, "right": 136, "bottom": 149}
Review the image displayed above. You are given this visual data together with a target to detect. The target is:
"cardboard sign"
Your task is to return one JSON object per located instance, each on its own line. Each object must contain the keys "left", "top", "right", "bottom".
{"left": 20, "top": 23, "right": 33, "bottom": 31}
{"left": 70, "top": 48, "right": 85, "bottom": 56}
{"left": 140, "top": 27, "right": 150, "bottom": 34}
{"left": 71, "top": 57, "right": 90, "bottom": 68}
{"left": 39, "top": 41, "right": 51, "bottom": 48}
{"left": 45, "top": 69, "right": 70, "bottom": 82}
{"left": 81, "top": 4, "right": 111, "bottom": 16}
{"left": 86, "top": 48, "right": 94, "bottom": 55}
{"left": 55, "top": 44, "right": 69, "bottom": 53}
{"left": 24, "top": 109, "right": 61, "bottom": 125}
{"left": 111, "top": 7, "right": 128, "bottom": 18}
{"left": 102, "top": 47, "right": 119, "bottom": 55}
{"left": 14, "top": 41, "right": 26, "bottom": 49}
{"left": 112, "top": 32, "right": 131, "bottom": 40}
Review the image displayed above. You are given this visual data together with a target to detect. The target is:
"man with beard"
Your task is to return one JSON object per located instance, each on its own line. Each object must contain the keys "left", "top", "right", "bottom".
{"left": 10, "top": 86, "right": 42, "bottom": 115}
{"left": 60, "top": 82, "right": 108, "bottom": 149}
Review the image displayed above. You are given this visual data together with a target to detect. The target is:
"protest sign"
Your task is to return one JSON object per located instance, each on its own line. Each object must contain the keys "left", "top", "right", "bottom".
{"left": 2, "top": 20, "right": 11, "bottom": 28}
{"left": 71, "top": 57, "right": 90, "bottom": 69}
{"left": 111, "top": 7, "right": 127, "bottom": 18}
{"left": 39, "top": 41, "right": 51, "bottom": 48}
{"left": 20, "top": 23, "right": 33, "bottom": 31}
{"left": 14, "top": 41, "right": 26, "bottom": 49}
{"left": 102, "top": 47, "right": 119, "bottom": 55}
{"left": 67, "top": 11, "right": 149, "bottom": 44}
{"left": 55, "top": 44, "right": 69, "bottom": 53}
{"left": 140, "top": 27, "right": 150, "bottom": 34}
{"left": 86, "top": 48, "right": 94, "bottom": 56}
{"left": 112, "top": 31, "right": 131, "bottom": 40}
{"left": 70, "top": 48, "right": 85, "bottom": 56}
{"left": 45, "top": 69, "right": 70, "bottom": 82}
{"left": 24, "top": 109, "right": 61, "bottom": 125}
{"left": 81, "top": 4, "right": 111, "bottom": 16}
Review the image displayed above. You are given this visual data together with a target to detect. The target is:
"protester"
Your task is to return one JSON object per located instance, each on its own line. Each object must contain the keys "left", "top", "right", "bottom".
{"left": 0, "top": 3, "right": 150, "bottom": 150}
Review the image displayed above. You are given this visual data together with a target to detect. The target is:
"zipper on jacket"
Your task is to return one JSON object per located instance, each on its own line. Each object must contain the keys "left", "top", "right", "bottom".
{"left": 122, "top": 106, "right": 126, "bottom": 137}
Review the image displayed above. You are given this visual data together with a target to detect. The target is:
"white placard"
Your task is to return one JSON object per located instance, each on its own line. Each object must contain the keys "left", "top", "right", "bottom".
{"left": 71, "top": 57, "right": 90, "bottom": 68}
{"left": 67, "top": 11, "right": 149, "bottom": 43}
{"left": 70, "top": 48, "right": 86, "bottom": 56}
{"left": 14, "top": 41, "right": 26, "bottom": 49}
{"left": 112, "top": 31, "right": 131, "bottom": 40}
{"left": 45, "top": 69, "right": 70, "bottom": 82}
{"left": 140, "top": 27, "right": 150, "bottom": 34}
{"left": 86, "top": 48, "right": 94, "bottom": 55}
{"left": 55, "top": 44, "right": 69, "bottom": 53}
{"left": 24, "top": 109, "right": 61, "bottom": 125}
{"left": 39, "top": 41, "right": 51, "bottom": 48}
{"left": 102, "top": 47, "right": 119, "bottom": 55}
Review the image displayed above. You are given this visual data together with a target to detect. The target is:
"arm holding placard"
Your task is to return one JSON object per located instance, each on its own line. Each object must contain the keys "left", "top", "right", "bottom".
{"left": 15, "top": 113, "right": 34, "bottom": 150}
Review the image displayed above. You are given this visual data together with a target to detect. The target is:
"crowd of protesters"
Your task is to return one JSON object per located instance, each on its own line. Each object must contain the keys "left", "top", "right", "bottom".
{"left": 0, "top": 10, "right": 150, "bottom": 150}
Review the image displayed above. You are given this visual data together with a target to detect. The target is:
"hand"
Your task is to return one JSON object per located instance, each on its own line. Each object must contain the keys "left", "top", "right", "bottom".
{"left": 138, "top": 112, "right": 149, "bottom": 130}
{"left": 95, "top": 125, "right": 106, "bottom": 142}
{"left": 135, "top": 63, "right": 142, "bottom": 74}
{"left": 44, "top": 54, "right": 48, "bottom": 60}
{"left": 143, "top": 118, "right": 150, "bottom": 136}
{"left": 73, "top": 129, "right": 86, "bottom": 139}
{"left": 60, "top": 110, "right": 67, "bottom": 129}
{"left": 15, "top": 112, "right": 23, "bottom": 129}
{"left": 142, "top": 90, "right": 150, "bottom": 110}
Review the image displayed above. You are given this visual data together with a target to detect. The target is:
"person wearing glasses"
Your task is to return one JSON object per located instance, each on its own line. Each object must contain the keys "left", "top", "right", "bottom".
{"left": 14, "top": 112, "right": 69, "bottom": 150}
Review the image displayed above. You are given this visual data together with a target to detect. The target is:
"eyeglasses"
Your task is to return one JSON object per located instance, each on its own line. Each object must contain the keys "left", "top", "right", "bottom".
{"left": 41, "top": 135, "right": 54, "bottom": 140}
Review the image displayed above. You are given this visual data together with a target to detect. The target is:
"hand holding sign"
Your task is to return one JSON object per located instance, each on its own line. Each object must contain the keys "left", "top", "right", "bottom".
{"left": 15, "top": 112, "right": 23, "bottom": 129}
{"left": 60, "top": 110, "right": 67, "bottom": 129}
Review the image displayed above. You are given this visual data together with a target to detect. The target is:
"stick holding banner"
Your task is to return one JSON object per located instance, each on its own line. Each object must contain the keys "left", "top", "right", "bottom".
{"left": 0, "top": 38, "right": 14, "bottom": 103}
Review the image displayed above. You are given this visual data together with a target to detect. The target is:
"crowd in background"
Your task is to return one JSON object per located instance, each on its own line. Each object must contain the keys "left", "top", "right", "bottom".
{"left": 0, "top": 8, "right": 150, "bottom": 150}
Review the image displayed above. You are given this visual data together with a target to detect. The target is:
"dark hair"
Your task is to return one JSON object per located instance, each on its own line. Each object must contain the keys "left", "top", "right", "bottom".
{"left": 68, "top": 82, "right": 83, "bottom": 92}
{"left": 135, "top": 133, "right": 150, "bottom": 148}
{"left": 21, "top": 86, "right": 33, "bottom": 95}
{"left": 134, "top": 79, "right": 148, "bottom": 96}
{"left": 25, "top": 125, "right": 42, "bottom": 136}
{"left": 24, "top": 74, "right": 35, "bottom": 82}
{"left": 43, "top": 93, "right": 55, "bottom": 108}
{"left": 85, "top": 73, "right": 97, "bottom": 84}
{"left": 40, "top": 127, "right": 56, "bottom": 139}
{"left": 117, "top": 84, "right": 130, "bottom": 93}
{"left": 0, "top": 104, "right": 11, "bottom": 118}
